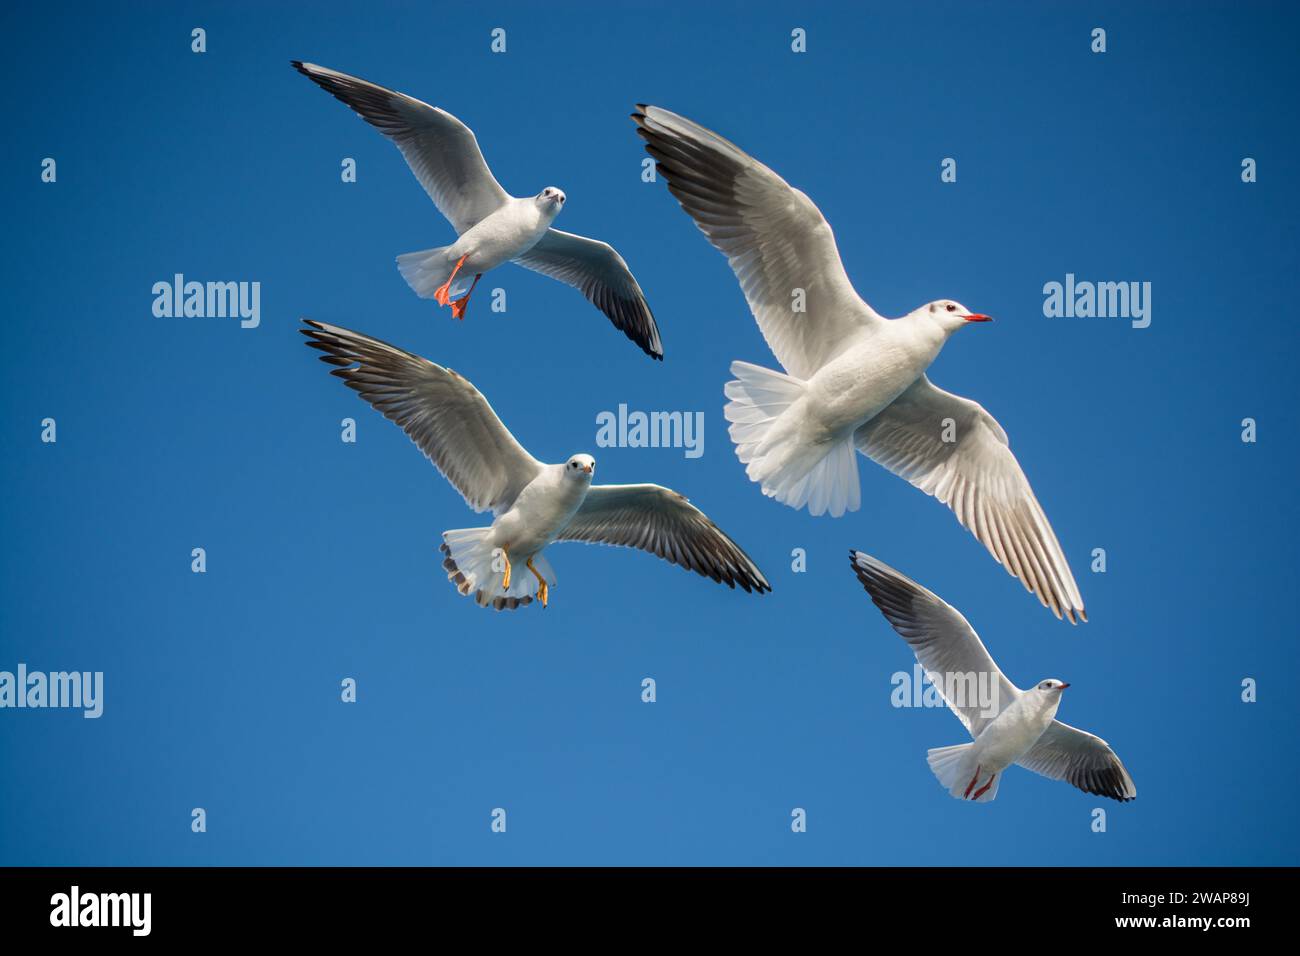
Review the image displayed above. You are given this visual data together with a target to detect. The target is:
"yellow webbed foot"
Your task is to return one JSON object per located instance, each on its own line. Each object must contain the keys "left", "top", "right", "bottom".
{"left": 526, "top": 557, "right": 549, "bottom": 609}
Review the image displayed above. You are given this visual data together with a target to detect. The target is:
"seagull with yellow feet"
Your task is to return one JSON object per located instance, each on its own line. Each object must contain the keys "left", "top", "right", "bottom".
{"left": 301, "top": 320, "right": 770, "bottom": 610}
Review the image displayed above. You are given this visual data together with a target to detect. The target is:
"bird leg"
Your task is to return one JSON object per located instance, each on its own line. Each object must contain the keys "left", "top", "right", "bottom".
{"left": 499, "top": 545, "right": 511, "bottom": 590}
{"left": 526, "top": 557, "right": 548, "bottom": 609}
{"left": 971, "top": 773, "right": 997, "bottom": 801}
{"left": 434, "top": 255, "right": 468, "bottom": 307}
{"left": 450, "top": 273, "right": 482, "bottom": 321}
{"left": 963, "top": 765, "right": 982, "bottom": 800}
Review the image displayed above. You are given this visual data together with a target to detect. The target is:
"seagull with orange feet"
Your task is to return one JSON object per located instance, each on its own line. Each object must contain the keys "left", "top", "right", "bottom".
{"left": 292, "top": 62, "right": 664, "bottom": 359}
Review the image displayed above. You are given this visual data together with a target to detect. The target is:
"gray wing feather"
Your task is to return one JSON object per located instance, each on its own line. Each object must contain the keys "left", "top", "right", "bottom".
{"left": 513, "top": 229, "right": 663, "bottom": 360}
{"left": 632, "top": 105, "right": 879, "bottom": 379}
{"left": 293, "top": 61, "right": 509, "bottom": 233}
{"left": 301, "top": 320, "right": 541, "bottom": 514}
{"left": 854, "top": 377, "right": 1086, "bottom": 624}
{"left": 1017, "top": 721, "right": 1137, "bottom": 802}
{"left": 560, "top": 484, "right": 769, "bottom": 592}
{"left": 849, "top": 551, "right": 1019, "bottom": 736}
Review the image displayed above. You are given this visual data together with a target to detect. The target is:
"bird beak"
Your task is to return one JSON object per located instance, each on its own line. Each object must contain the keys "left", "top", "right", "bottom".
{"left": 582, "top": 465, "right": 592, "bottom": 474}
{"left": 963, "top": 313, "right": 994, "bottom": 323}
{"left": 1058, "top": 683, "right": 1070, "bottom": 690}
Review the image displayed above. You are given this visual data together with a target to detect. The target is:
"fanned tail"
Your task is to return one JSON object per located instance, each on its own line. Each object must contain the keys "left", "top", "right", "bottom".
{"left": 927, "top": 743, "right": 1001, "bottom": 803}
{"left": 724, "top": 360, "right": 860, "bottom": 518}
{"left": 397, "top": 246, "right": 473, "bottom": 300}
{"left": 439, "top": 528, "right": 537, "bottom": 612}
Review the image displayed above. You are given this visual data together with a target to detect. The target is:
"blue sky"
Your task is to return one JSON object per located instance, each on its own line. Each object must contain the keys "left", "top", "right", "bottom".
{"left": 2, "top": 0, "right": 1297, "bottom": 865}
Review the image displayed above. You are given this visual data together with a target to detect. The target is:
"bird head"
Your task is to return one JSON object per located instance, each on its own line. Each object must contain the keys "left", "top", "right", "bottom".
{"left": 537, "top": 187, "right": 567, "bottom": 214}
{"left": 564, "top": 454, "right": 595, "bottom": 481}
{"left": 923, "top": 299, "right": 994, "bottom": 334}
{"left": 1035, "top": 679, "right": 1070, "bottom": 694}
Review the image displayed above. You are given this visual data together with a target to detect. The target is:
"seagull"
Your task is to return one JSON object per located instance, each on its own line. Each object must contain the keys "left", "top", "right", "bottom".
{"left": 850, "top": 551, "right": 1135, "bottom": 803}
{"left": 634, "top": 106, "right": 1085, "bottom": 623}
{"left": 301, "top": 320, "right": 768, "bottom": 610}
{"left": 292, "top": 62, "right": 663, "bottom": 360}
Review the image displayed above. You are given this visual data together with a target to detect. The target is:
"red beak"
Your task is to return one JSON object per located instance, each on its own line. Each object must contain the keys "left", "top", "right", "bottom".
{"left": 1058, "top": 683, "right": 1070, "bottom": 690}
{"left": 963, "top": 313, "right": 994, "bottom": 323}
{"left": 582, "top": 465, "right": 592, "bottom": 474}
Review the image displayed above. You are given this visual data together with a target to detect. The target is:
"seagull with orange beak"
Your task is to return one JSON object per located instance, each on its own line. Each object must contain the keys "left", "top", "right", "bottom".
{"left": 635, "top": 105, "right": 1085, "bottom": 623}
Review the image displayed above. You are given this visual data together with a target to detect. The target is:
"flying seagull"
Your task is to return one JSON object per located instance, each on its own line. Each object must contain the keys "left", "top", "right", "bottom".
{"left": 301, "top": 320, "right": 768, "bottom": 610}
{"left": 633, "top": 105, "right": 1085, "bottom": 623}
{"left": 850, "top": 551, "right": 1135, "bottom": 803}
{"left": 292, "top": 61, "right": 663, "bottom": 360}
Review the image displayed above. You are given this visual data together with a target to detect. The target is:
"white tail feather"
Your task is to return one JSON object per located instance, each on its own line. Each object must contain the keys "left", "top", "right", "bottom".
{"left": 927, "top": 743, "right": 1001, "bottom": 803}
{"left": 724, "top": 360, "right": 860, "bottom": 518}
{"left": 396, "top": 246, "right": 473, "bottom": 300}
{"left": 439, "top": 528, "right": 544, "bottom": 612}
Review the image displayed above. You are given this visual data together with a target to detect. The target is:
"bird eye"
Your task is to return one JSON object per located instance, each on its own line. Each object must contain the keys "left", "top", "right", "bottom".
{"left": 946, "top": 304, "right": 956, "bottom": 312}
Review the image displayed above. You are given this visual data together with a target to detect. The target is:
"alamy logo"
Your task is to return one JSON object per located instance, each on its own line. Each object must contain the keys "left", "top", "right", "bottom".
{"left": 595, "top": 404, "right": 704, "bottom": 459}
{"left": 891, "top": 664, "right": 1000, "bottom": 719}
{"left": 152, "top": 273, "right": 261, "bottom": 328}
{"left": 1042, "top": 273, "right": 1151, "bottom": 328}
{"left": 0, "top": 664, "right": 103, "bottom": 718}
{"left": 50, "top": 886, "right": 151, "bottom": 936}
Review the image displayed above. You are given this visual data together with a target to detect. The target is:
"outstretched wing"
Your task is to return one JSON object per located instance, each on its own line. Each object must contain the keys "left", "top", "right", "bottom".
{"left": 850, "top": 551, "right": 1019, "bottom": 737}
{"left": 301, "top": 320, "right": 541, "bottom": 514}
{"left": 1017, "top": 720, "right": 1137, "bottom": 802}
{"left": 560, "top": 484, "right": 770, "bottom": 592}
{"left": 513, "top": 229, "right": 663, "bottom": 359}
{"left": 855, "top": 377, "right": 1086, "bottom": 624}
{"left": 633, "top": 105, "right": 880, "bottom": 379}
{"left": 293, "top": 61, "right": 509, "bottom": 233}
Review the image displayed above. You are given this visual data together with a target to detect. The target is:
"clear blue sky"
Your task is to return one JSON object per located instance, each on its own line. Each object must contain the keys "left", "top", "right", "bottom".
{"left": 2, "top": 0, "right": 1297, "bottom": 865}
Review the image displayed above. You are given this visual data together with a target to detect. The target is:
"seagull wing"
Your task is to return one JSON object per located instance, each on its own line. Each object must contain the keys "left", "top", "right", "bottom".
{"left": 633, "top": 105, "right": 881, "bottom": 380}
{"left": 1017, "top": 720, "right": 1137, "bottom": 802}
{"left": 558, "top": 484, "right": 770, "bottom": 593}
{"left": 854, "top": 377, "right": 1086, "bottom": 624}
{"left": 512, "top": 229, "right": 663, "bottom": 359}
{"left": 849, "top": 551, "right": 1019, "bottom": 737}
{"left": 301, "top": 320, "right": 541, "bottom": 514}
{"left": 292, "top": 61, "right": 510, "bottom": 233}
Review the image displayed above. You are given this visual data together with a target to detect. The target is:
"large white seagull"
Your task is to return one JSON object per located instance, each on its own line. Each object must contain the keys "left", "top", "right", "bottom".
{"left": 635, "top": 106, "right": 1085, "bottom": 623}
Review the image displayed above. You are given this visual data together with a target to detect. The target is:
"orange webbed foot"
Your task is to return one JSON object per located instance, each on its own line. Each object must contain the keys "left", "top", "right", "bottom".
{"left": 434, "top": 255, "right": 468, "bottom": 307}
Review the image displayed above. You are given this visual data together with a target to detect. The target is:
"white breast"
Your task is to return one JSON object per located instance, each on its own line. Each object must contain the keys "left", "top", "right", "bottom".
{"left": 973, "top": 693, "right": 1059, "bottom": 771}
{"left": 805, "top": 321, "right": 943, "bottom": 436}
{"left": 492, "top": 466, "right": 589, "bottom": 555}
{"left": 457, "top": 200, "right": 552, "bottom": 272}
